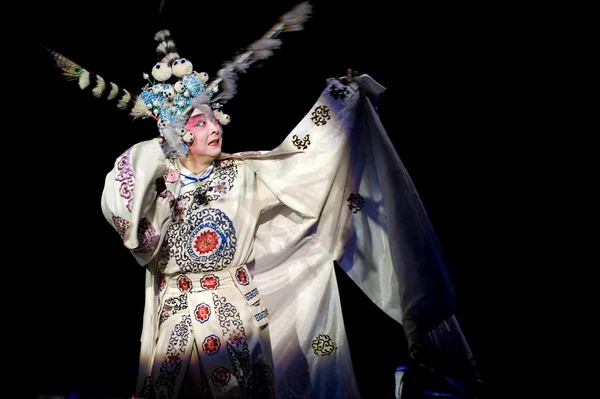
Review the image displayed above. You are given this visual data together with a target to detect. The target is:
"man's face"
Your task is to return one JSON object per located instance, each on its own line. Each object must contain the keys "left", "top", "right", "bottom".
{"left": 185, "top": 105, "right": 223, "bottom": 159}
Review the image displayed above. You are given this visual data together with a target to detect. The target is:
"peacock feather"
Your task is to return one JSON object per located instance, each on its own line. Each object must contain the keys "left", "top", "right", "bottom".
{"left": 41, "top": 44, "right": 143, "bottom": 117}
{"left": 42, "top": 45, "right": 85, "bottom": 80}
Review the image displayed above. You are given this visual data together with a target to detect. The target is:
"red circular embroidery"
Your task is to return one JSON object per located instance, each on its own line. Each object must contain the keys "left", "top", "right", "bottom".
{"left": 235, "top": 268, "right": 249, "bottom": 286}
{"left": 194, "top": 230, "right": 219, "bottom": 254}
{"left": 177, "top": 275, "right": 192, "bottom": 292}
{"left": 195, "top": 303, "right": 211, "bottom": 323}
{"left": 200, "top": 275, "right": 219, "bottom": 290}
{"left": 212, "top": 367, "right": 231, "bottom": 386}
{"left": 202, "top": 335, "right": 220, "bottom": 355}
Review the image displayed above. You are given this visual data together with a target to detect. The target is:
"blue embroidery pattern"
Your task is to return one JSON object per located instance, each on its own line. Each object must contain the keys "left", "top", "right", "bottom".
{"left": 167, "top": 208, "right": 237, "bottom": 273}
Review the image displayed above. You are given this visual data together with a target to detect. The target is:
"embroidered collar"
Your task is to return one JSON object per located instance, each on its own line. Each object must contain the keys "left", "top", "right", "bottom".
{"left": 176, "top": 160, "right": 215, "bottom": 187}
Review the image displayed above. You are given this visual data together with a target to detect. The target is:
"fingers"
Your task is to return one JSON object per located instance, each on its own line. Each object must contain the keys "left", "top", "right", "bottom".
{"left": 156, "top": 137, "right": 164, "bottom": 144}
{"left": 340, "top": 68, "right": 359, "bottom": 85}
{"left": 345, "top": 68, "right": 359, "bottom": 83}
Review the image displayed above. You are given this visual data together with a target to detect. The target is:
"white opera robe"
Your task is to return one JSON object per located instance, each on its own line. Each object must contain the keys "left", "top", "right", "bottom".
{"left": 101, "top": 75, "right": 469, "bottom": 399}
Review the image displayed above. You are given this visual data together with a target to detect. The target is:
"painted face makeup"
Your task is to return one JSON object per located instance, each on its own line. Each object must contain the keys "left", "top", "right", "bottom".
{"left": 184, "top": 106, "right": 223, "bottom": 158}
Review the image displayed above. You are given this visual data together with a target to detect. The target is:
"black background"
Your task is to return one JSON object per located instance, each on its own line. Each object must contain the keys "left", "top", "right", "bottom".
{"left": 31, "top": 0, "right": 543, "bottom": 398}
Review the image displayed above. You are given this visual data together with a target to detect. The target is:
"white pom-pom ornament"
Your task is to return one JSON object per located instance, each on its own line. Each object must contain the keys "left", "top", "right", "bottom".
{"left": 182, "top": 131, "right": 195, "bottom": 144}
{"left": 152, "top": 62, "right": 172, "bottom": 81}
{"left": 163, "top": 87, "right": 175, "bottom": 101}
{"left": 172, "top": 58, "right": 193, "bottom": 78}
{"left": 219, "top": 114, "right": 231, "bottom": 125}
{"left": 174, "top": 81, "right": 185, "bottom": 93}
{"left": 213, "top": 109, "right": 231, "bottom": 125}
{"left": 195, "top": 72, "right": 209, "bottom": 82}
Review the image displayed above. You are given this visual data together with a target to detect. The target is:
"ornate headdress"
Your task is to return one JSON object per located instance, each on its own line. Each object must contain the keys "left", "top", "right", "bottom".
{"left": 43, "top": 2, "right": 312, "bottom": 157}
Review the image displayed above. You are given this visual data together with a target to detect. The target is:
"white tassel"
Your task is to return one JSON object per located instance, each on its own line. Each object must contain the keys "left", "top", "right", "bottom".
{"left": 78, "top": 70, "right": 90, "bottom": 90}
{"left": 154, "top": 30, "right": 180, "bottom": 65}
{"left": 154, "top": 30, "right": 171, "bottom": 42}
{"left": 117, "top": 90, "right": 131, "bottom": 110}
{"left": 107, "top": 82, "right": 119, "bottom": 100}
{"left": 130, "top": 97, "right": 151, "bottom": 118}
{"left": 156, "top": 41, "right": 179, "bottom": 64}
{"left": 162, "top": 52, "right": 179, "bottom": 65}
{"left": 92, "top": 76, "right": 106, "bottom": 98}
{"left": 156, "top": 41, "right": 171, "bottom": 54}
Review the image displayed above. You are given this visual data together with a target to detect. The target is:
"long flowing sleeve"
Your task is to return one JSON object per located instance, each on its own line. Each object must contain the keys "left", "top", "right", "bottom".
{"left": 101, "top": 138, "right": 174, "bottom": 266}
{"left": 241, "top": 75, "right": 473, "bottom": 398}
{"left": 101, "top": 139, "right": 180, "bottom": 394}
{"left": 239, "top": 76, "right": 377, "bottom": 397}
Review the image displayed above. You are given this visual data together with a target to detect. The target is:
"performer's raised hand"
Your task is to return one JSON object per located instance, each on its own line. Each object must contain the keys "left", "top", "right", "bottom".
{"left": 346, "top": 68, "right": 358, "bottom": 82}
{"left": 341, "top": 68, "right": 359, "bottom": 85}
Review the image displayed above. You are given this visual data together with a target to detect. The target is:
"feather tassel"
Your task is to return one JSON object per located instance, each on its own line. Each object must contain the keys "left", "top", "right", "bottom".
{"left": 42, "top": 45, "right": 140, "bottom": 115}
{"left": 131, "top": 97, "right": 152, "bottom": 119}
{"left": 249, "top": 38, "right": 282, "bottom": 60}
{"left": 92, "top": 76, "right": 107, "bottom": 98}
{"left": 107, "top": 82, "right": 120, "bottom": 100}
{"left": 280, "top": 1, "right": 313, "bottom": 32}
{"left": 42, "top": 45, "right": 85, "bottom": 80}
{"left": 78, "top": 70, "right": 91, "bottom": 90}
{"left": 159, "top": 112, "right": 190, "bottom": 158}
{"left": 117, "top": 90, "right": 132, "bottom": 110}
{"left": 206, "top": 2, "right": 312, "bottom": 103}
{"left": 154, "top": 29, "right": 180, "bottom": 65}
{"left": 190, "top": 93, "right": 212, "bottom": 108}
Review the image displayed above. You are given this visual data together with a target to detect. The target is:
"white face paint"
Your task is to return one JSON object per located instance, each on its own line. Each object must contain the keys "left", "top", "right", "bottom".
{"left": 184, "top": 106, "right": 223, "bottom": 159}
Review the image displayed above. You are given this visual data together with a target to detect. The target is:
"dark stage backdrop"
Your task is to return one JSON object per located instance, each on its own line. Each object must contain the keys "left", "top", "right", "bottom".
{"left": 32, "top": 0, "right": 517, "bottom": 398}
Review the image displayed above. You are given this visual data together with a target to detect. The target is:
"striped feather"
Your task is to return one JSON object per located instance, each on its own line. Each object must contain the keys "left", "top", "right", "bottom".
{"left": 154, "top": 29, "right": 179, "bottom": 65}
{"left": 42, "top": 45, "right": 140, "bottom": 115}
